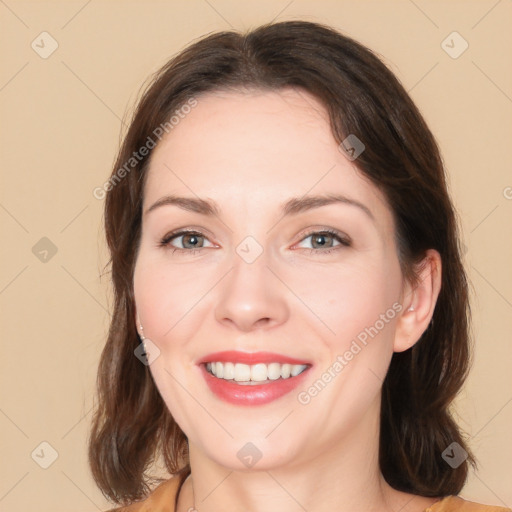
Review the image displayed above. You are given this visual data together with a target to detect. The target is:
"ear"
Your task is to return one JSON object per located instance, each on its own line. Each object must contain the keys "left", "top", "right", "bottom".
{"left": 394, "top": 249, "right": 442, "bottom": 353}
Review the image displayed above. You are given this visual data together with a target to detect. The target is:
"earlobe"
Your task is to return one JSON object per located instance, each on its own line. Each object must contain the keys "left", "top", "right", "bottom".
{"left": 134, "top": 308, "right": 144, "bottom": 339}
{"left": 393, "top": 249, "right": 442, "bottom": 353}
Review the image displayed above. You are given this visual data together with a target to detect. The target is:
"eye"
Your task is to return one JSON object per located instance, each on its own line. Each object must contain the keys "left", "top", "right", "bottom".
{"left": 295, "top": 229, "right": 351, "bottom": 255}
{"left": 159, "top": 230, "right": 214, "bottom": 254}
{"left": 158, "top": 228, "right": 351, "bottom": 256}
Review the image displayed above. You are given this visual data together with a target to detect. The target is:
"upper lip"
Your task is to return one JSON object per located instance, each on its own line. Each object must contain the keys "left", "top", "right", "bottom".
{"left": 197, "top": 350, "right": 312, "bottom": 366}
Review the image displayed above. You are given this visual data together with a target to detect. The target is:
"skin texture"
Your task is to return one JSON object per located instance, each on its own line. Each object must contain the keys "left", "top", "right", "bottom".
{"left": 133, "top": 88, "right": 442, "bottom": 512}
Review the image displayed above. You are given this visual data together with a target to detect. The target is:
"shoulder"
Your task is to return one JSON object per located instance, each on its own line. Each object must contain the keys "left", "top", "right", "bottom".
{"left": 426, "top": 496, "right": 512, "bottom": 512}
{"left": 102, "top": 473, "right": 184, "bottom": 512}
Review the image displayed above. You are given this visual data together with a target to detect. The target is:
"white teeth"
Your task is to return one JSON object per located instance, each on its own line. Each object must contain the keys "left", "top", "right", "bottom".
{"left": 291, "top": 364, "right": 305, "bottom": 377}
{"left": 215, "top": 361, "right": 223, "bottom": 378}
{"left": 234, "top": 363, "right": 251, "bottom": 382}
{"left": 251, "top": 363, "right": 268, "bottom": 382}
{"left": 206, "top": 361, "right": 308, "bottom": 382}
{"left": 281, "top": 364, "right": 291, "bottom": 378}
{"left": 267, "top": 362, "right": 282, "bottom": 380}
{"left": 223, "top": 362, "right": 235, "bottom": 380}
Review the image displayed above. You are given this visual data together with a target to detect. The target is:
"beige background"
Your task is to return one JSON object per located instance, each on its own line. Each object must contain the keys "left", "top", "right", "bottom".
{"left": 0, "top": 1, "right": 511, "bottom": 511}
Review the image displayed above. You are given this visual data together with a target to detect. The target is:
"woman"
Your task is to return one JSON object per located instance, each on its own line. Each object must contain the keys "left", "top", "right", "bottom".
{"left": 88, "top": 20, "right": 510, "bottom": 512}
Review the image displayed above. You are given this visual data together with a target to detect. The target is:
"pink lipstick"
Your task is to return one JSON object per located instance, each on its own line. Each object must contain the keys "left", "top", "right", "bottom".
{"left": 197, "top": 351, "right": 312, "bottom": 406}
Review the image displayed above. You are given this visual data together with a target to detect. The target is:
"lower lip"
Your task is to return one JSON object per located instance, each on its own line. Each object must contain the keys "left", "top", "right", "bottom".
{"left": 199, "top": 363, "right": 312, "bottom": 406}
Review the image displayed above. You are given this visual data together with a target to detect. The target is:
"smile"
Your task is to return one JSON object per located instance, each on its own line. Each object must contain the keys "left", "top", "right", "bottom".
{"left": 199, "top": 361, "right": 312, "bottom": 405}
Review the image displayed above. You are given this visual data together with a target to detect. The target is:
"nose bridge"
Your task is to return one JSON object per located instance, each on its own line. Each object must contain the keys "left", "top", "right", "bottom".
{"left": 227, "top": 236, "right": 272, "bottom": 300}
{"left": 233, "top": 237, "right": 269, "bottom": 285}
{"left": 214, "top": 234, "right": 288, "bottom": 331}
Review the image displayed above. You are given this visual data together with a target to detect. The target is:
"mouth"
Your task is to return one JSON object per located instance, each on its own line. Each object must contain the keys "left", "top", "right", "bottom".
{"left": 196, "top": 351, "right": 313, "bottom": 405}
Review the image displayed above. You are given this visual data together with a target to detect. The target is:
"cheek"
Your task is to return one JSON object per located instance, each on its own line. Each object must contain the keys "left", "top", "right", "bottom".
{"left": 298, "top": 257, "right": 401, "bottom": 343}
{"left": 296, "top": 266, "right": 400, "bottom": 429}
{"left": 133, "top": 262, "right": 168, "bottom": 336}
{"left": 133, "top": 252, "right": 206, "bottom": 341}
{"left": 133, "top": 256, "right": 202, "bottom": 430}
{"left": 300, "top": 254, "right": 402, "bottom": 409}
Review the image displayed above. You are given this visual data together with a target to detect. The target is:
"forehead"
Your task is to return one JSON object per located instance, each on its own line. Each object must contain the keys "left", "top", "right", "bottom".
{"left": 144, "top": 88, "right": 390, "bottom": 225}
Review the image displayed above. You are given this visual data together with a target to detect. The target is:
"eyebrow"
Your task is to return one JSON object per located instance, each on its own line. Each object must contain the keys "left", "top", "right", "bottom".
{"left": 144, "top": 193, "right": 375, "bottom": 222}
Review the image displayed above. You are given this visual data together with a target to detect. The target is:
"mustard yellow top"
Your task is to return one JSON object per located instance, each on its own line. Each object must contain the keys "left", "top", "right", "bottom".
{"left": 105, "top": 474, "right": 511, "bottom": 512}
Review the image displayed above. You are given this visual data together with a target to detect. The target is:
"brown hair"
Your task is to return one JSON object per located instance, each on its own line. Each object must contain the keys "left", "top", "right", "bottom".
{"left": 88, "top": 20, "right": 475, "bottom": 506}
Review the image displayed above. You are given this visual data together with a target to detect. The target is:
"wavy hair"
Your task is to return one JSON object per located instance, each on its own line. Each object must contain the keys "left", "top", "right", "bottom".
{"left": 88, "top": 20, "right": 475, "bottom": 506}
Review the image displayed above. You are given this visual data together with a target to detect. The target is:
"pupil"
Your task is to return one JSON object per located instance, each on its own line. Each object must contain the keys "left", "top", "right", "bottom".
{"left": 187, "top": 235, "right": 198, "bottom": 247}
{"left": 315, "top": 234, "right": 327, "bottom": 247}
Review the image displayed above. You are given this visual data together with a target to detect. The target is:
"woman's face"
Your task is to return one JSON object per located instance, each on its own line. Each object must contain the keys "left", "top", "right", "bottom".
{"left": 133, "top": 88, "right": 406, "bottom": 470}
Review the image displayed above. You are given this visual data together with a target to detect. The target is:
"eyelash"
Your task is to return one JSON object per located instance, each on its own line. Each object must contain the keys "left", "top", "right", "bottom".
{"left": 158, "top": 228, "right": 351, "bottom": 256}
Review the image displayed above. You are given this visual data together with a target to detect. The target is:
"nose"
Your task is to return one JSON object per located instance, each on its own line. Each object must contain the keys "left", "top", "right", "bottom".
{"left": 214, "top": 251, "right": 289, "bottom": 332}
